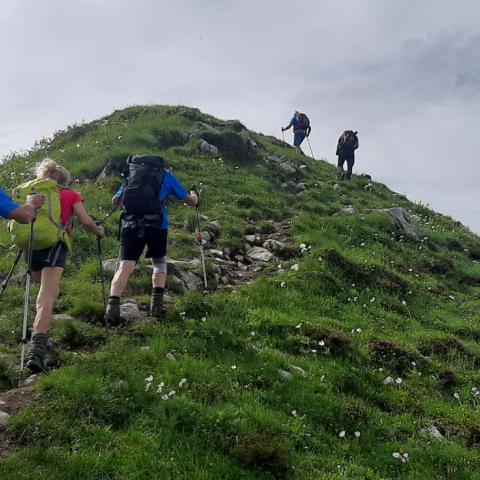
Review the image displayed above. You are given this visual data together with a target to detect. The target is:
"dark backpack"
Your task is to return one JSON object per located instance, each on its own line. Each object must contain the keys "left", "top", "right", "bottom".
{"left": 336, "top": 130, "right": 358, "bottom": 155}
{"left": 122, "top": 154, "right": 166, "bottom": 219}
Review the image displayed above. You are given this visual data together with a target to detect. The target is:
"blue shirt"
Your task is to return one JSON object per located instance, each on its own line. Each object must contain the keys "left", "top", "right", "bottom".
{"left": 115, "top": 171, "right": 189, "bottom": 229}
{"left": 0, "top": 187, "right": 19, "bottom": 218}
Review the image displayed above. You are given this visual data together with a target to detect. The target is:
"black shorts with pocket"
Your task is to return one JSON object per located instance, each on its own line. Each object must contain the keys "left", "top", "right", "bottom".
{"left": 120, "top": 226, "right": 168, "bottom": 262}
{"left": 28, "top": 242, "right": 69, "bottom": 272}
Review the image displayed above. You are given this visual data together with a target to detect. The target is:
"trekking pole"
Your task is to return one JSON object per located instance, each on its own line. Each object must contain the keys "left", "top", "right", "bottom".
{"left": 192, "top": 186, "right": 208, "bottom": 291}
{"left": 282, "top": 129, "right": 285, "bottom": 143}
{"left": 19, "top": 219, "right": 35, "bottom": 386}
{"left": 96, "top": 236, "right": 107, "bottom": 311}
{"left": 98, "top": 205, "right": 118, "bottom": 225}
{"left": 306, "top": 136, "right": 316, "bottom": 161}
{"left": 0, "top": 249, "right": 23, "bottom": 301}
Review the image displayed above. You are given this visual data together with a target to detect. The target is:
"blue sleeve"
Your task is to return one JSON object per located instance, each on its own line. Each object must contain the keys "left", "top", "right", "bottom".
{"left": 290, "top": 116, "right": 298, "bottom": 126}
{"left": 0, "top": 188, "right": 19, "bottom": 218}
{"left": 114, "top": 183, "right": 125, "bottom": 200}
{"left": 164, "top": 172, "right": 188, "bottom": 200}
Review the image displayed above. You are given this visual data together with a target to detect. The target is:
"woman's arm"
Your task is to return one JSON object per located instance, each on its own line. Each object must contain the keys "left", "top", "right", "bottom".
{"left": 73, "top": 202, "right": 104, "bottom": 236}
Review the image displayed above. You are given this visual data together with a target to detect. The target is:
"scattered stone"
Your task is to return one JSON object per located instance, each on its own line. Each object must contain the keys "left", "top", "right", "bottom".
{"left": 279, "top": 369, "right": 293, "bottom": 381}
{"left": 23, "top": 374, "right": 40, "bottom": 387}
{"left": 199, "top": 231, "right": 212, "bottom": 242}
{"left": 246, "top": 247, "right": 275, "bottom": 262}
{"left": 200, "top": 140, "right": 219, "bottom": 156}
{"left": 266, "top": 155, "right": 281, "bottom": 163}
{"left": 291, "top": 365, "right": 306, "bottom": 376}
{"left": 381, "top": 207, "right": 421, "bottom": 239}
{"left": 262, "top": 239, "right": 284, "bottom": 252}
{"left": 279, "top": 161, "right": 297, "bottom": 174}
{"left": 120, "top": 302, "right": 144, "bottom": 321}
{"left": 422, "top": 425, "right": 444, "bottom": 440}
{"left": 174, "top": 269, "right": 204, "bottom": 292}
{"left": 0, "top": 411, "right": 10, "bottom": 426}
{"left": 207, "top": 220, "right": 221, "bottom": 238}
{"left": 103, "top": 259, "right": 118, "bottom": 273}
{"left": 383, "top": 376, "right": 394, "bottom": 385}
{"left": 245, "top": 235, "right": 257, "bottom": 244}
{"left": 52, "top": 314, "right": 74, "bottom": 322}
{"left": 209, "top": 249, "right": 224, "bottom": 258}
{"left": 342, "top": 205, "right": 357, "bottom": 215}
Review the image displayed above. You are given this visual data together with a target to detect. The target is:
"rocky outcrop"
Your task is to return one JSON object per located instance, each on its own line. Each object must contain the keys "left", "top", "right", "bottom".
{"left": 381, "top": 207, "right": 421, "bottom": 239}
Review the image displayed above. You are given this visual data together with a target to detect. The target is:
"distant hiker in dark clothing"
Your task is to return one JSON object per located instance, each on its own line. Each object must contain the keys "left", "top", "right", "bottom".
{"left": 336, "top": 130, "right": 359, "bottom": 180}
{"left": 282, "top": 111, "right": 311, "bottom": 155}
{"left": 105, "top": 155, "right": 198, "bottom": 326}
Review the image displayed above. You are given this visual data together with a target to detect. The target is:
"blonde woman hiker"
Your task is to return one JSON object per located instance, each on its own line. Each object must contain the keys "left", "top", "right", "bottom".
{"left": 10, "top": 158, "right": 104, "bottom": 373}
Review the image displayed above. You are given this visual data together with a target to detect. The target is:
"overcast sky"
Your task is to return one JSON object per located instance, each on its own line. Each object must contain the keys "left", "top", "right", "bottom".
{"left": 1, "top": 0, "right": 479, "bottom": 232}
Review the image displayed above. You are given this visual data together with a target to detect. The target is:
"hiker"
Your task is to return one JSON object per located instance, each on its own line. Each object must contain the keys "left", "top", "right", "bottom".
{"left": 282, "top": 111, "right": 311, "bottom": 155}
{"left": 0, "top": 187, "right": 44, "bottom": 222}
{"left": 336, "top": 130, "right": 359, "bottom": 180}
{"left": 105, "top": 154, "right": 198, "bottom": 325}
{"left": 12, "top": 159, "right": 105, "bottom": 373}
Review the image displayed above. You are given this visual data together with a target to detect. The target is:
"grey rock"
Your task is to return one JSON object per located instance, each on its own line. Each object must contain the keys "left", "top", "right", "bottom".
{"left": 381, "top": 207, "right": 421, "bottom": 239}
{"left": 262, "top": 239, "right": 284, "bottom": 252}
{"left": 279, "top": 369, "right": 293, "bottom": 381}
{"left": 422, "top": 425, "right": 444, "bottom": 440}
{"left": 279, "top": 162, "right": 297, "bottom": 174}
{"left": 52, "top": 314, "right": 74, "bottom": 322}
{"left": 267, "top": 155, "right": 281, "bottom": 163}
{"left": 200, "top": 140, "right": 219, "bottom": 156}
{"left": 207, "top": 220, "right": 221, "bottom": 238}
{"left": 247, "top": 247, "right": 275, "bottom": 262}
{"left": 175, "top": 269, "right": 204, "bottom": 292}
{"left": 342, "top": 205, "right": 357, "bottom": 214}
{"left": 291, "top": 365, "right": 306, "bottom": 376}
{"left": 103, "top": 258, "right": 119, "bottom": 273}
{"left": 199, "top": 231, "right": 212, "bottom": 242}
{"left": 234, "top": 255, "right": 245, "bottom": 262}
{"left": 209, "top": 249, "right": 224, "bottom": 258}
{"left": 0, "top": 411, "right": 10, "bottom": 426}
{"left": 23, "top": 374, "right": 40, "bottom": 386}
{"left": 245, "top": 235, "right": 257, "bottom": 244}
{"left": 120, "top": 302, "right": 144, "bottom": 321}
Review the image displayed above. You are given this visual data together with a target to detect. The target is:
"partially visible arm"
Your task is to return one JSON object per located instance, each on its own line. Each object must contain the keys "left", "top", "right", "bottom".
{"left": 8, "top": 204, "right": 36, "bottom": 224}
{"left": 112, "top": 183, "right": 125, "bottom": 207}
{"left": 73, "top": 202, "right": 104, "bottom": 236}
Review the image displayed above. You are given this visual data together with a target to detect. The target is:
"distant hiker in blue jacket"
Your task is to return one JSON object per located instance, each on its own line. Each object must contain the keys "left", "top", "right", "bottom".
{"left": 282, "top": 111, "right": 311, "bottom": 155}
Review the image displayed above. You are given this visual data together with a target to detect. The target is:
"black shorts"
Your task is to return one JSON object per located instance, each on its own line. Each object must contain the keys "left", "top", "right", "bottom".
{"left": 120, "top": 226, "right": 168, "bottom": 262}
{"left": 28, "top": 242, "right": 69, "bottom": 272}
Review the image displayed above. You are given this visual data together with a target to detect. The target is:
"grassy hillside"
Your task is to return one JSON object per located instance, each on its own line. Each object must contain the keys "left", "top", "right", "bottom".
{"left": 1, "top": 105, "right": 480, "bottom": 479}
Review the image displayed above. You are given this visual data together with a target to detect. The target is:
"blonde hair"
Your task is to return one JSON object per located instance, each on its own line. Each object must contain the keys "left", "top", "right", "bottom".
{"left": 35, "top": 158, "right": 71, "bottom": 186}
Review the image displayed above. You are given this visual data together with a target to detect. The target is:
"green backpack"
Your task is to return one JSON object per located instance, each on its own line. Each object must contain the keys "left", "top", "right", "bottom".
{"left": 9, "top": 178, "right": 72, "bottom": 252}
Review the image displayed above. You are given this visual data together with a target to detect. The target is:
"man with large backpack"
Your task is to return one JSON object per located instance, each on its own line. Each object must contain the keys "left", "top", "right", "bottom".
{"left": 0, "top": 187, "right": 44, "bottom": 222}
{"left": 282, "top": 111, "right": 311, "bottom": 155}
{"left": 105, "top": 154, "right": 198, "bottom": 325}
{"left": 336, "top": 130, "right": 359, "bottom": 180}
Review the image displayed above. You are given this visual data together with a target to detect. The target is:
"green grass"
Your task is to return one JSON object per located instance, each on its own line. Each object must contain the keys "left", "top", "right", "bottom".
{"left": 0, "top": 105, "right": 480, "bottom": 478}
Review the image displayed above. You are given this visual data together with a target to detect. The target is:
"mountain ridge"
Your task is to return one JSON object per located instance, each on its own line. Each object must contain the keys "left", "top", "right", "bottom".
{"left": 0, "top": 105, "right": 479, "bottom": 479}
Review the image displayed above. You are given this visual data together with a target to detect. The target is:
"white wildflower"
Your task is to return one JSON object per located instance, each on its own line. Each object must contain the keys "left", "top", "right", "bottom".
{"left": 453, "top": 392, "right": 460, "bottom": 400}
{"left": 156, "top": 382, "right": 165, "bottom": 393}
{"left": 290, "top": 264, "right": 299, "bottom": 271}
{"left": 280, "top": 281, "right": 286, "bottom": 288}
{"left": 319, "top": 340, "right": 325, "bottom": 346}
{"left": 339, "top": 430, "right": 346, "bottom": 438}
{"left": 370, "top": 297, "right": 375, "bottom": 303}
{"left": 392, "top": 452, "right": 401, "bottom": 459}
{"left": 161, "top": 394, "right": 169, "bottom": 401}
{"left": 354, "top": 431, "right": 361, "bottom": 438}
{"left": 178, "top": 378, "right": 187, "bottom": 388}
{"left": 291, "top": 410, "right": 298, "bottom": 417}
{"left": 384, "top": 376, "right": 394, "bottom": 385}
{"left": 231, "top": 365, "right": 237, "bottom": 370}
{"left": 250, "top": 331, "right": 256, "bottom": 337}
{"left": 395, "top": 377, "right": 403, "bottom": 384}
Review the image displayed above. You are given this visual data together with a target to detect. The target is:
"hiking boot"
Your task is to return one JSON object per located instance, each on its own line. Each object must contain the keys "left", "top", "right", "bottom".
{"left": 150, "top": 292, "right": 166, "bottom": 319}
{"left": 105, "top": 296, "right": 122, "bottom": 327}
{"left": 26, "top": 332, "right": 49, "bottom": 374}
